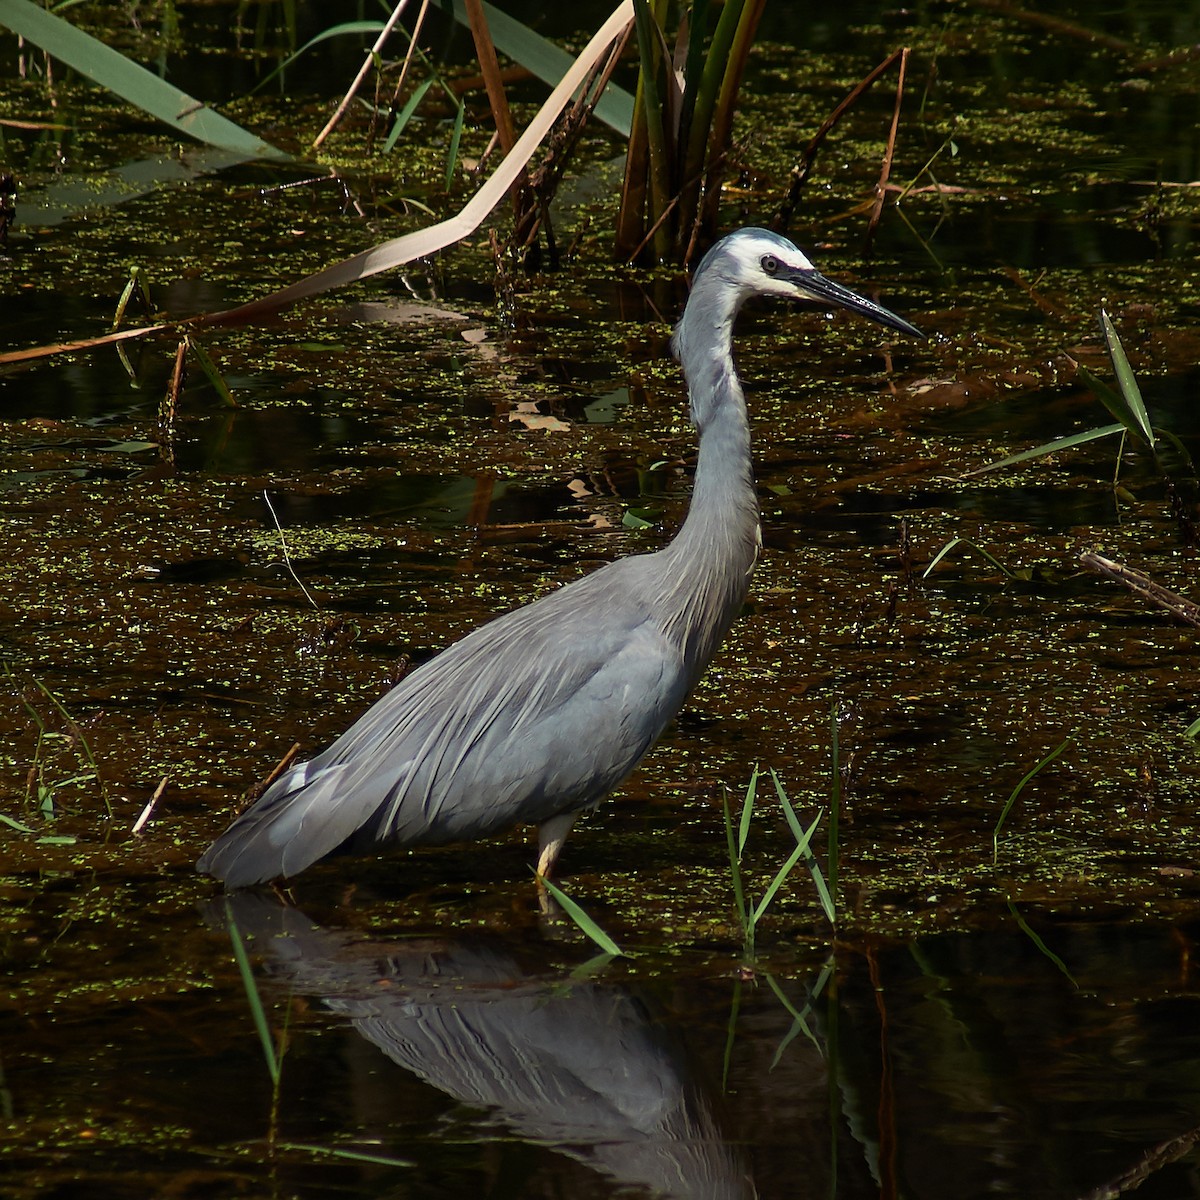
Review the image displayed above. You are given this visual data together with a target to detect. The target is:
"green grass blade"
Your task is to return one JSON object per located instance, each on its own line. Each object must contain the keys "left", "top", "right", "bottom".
{"left": 275, "top": 1142, "right": 414, "bottom": 1168}
{"left": 249, "top": 20, "right": 386, "bottom": 95}
{"left": 1185, "top": 716, "right": 1200, "bottom": 740}
{"left": 738, "top": 767, "right": 758, "bottom": 858}
{"left": 1098, "top": 309, "right": 1155, "bottom": 449}
{"left": 965, "top": 423, "right": 1125, "bottom": 476}
{"left": 226, "top": 907, "right": 282, "bottom": 1086}
{"left": 828, "top": 702, "right": 840, "bottom": 917}
{"left": 993, "top": 737, "right": 1070, "bottom": 863}
{"left": 923, "top": 536, "right": 1019, "bottom": 580}
{"left": 187, "top": 338, "right": 238, "bottom": 408}
{"left": 768, "top": 767, "right": 806, "bottom": 845}
{"left": 384, "top": 76, "right": 436, "bottom": 153}
{"left": 766, "top": 769, "right": 834, "bottom": 920}
{"left": 1008, "top": 899, "right": 1077, "bottom": 987}
{"left": 751, "top": 840, "right": 807, "bottom": 925}
{"left": 722, "top": 788, "right": 749, "bottom": 931}
{"left": 0, "top": 813, "right": 37, "bottom": 834}
{"left": 0, "top": 0, "right": 286, "bottom": 159}
{"left": 539, "top": 878, "right": 626, "bottom": 957}
{"left": 444, "top": 99, "right": 466, "bottom": 192}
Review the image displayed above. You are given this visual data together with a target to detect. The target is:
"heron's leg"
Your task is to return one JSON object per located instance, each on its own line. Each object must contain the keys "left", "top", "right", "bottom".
{"left": 536, "top": 812, "right": 577, "bottom": 878}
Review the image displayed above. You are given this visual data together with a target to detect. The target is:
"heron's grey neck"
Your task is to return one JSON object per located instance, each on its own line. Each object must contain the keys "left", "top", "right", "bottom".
{"left": 656, "top": 337, "right": 760, "bottom": 679}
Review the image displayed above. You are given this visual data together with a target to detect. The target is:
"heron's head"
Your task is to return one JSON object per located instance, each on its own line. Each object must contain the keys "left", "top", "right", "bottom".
{"left": 686, "top": 227, "right": 923, "bottom": 340}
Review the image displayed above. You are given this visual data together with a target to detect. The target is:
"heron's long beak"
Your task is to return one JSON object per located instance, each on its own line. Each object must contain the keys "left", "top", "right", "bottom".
{"left": 786, "top": 267, "right": 924, "bottom": 339}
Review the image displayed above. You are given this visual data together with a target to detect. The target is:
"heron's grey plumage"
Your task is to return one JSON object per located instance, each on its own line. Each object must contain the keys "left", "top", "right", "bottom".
{"left": 197, "top": 227, "right": 922, "bottom": 888}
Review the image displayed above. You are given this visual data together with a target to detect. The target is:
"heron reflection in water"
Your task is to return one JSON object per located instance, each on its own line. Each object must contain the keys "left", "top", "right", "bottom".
{"left": 216, "top": 893, "right": 755, "bottom": 1198}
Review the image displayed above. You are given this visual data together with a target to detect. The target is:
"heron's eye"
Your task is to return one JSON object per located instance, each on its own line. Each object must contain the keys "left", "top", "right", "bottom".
{"left": 761, "top": 254, "right": 779, "bottom": 276}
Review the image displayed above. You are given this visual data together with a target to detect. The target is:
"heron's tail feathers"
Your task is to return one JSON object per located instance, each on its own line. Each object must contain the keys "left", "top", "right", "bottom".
{"left": 196, "top": 760, "right": 363, "bottom": 888}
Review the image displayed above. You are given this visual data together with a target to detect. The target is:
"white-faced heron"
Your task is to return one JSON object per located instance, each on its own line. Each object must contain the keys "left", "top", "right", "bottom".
{"left": 197, "top": 227, "right": 923, "bottom": 888}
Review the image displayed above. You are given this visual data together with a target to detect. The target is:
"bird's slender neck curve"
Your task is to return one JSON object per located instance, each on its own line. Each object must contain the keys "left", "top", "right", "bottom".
{"left": 656, "top": 277, "right": 761, "bottom": 676}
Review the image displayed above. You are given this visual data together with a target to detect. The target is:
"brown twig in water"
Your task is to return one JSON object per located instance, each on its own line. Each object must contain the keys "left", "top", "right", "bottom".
{"left": 1076, "top": 1122, "right": 1200, "bottom": 1200}
{"left": 1079, "top": 551, "right": 1200, "bottom": 628}
{"left": 774, "top": 46, "right": 906, "bottom": 234}
{"left": 465, "top": 0, "right": 534, "bottom": 230}
{"left": 132, "top": 775, "right": 170, "bottom": 836}
{"left": 163, "top": 337, "right": 186, "bottom": 430}
{"left": 864, "top": 47, "right": 909, "bottom": 250}
{"left": 240, "top": 742, "right": 303, "bottom": 811}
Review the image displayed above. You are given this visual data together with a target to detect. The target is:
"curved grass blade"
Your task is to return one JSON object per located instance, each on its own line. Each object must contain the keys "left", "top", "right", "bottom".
{"left": 275, "top": 1143, "right": 414, "bottom": 1168}
{"left": 964, "top": 423, "right": 1125, "bottom": 477}
{"left": 750, "top": 840, "right": 808, "bottom": 926}
{"left": 722, "top": 787, "right": 749, "bottom": 934}
{"left": 539, "top": 877, "right": 627, "bottom": 957}
{"left": 226, "top": 906, "right": 282, "bottom": 1086}
{"left": 766, "top": 768, "right": 834, "bottom": 922}
{"left": 384, "top": 76, "right": 437, "bottom": 152}
{"left": 923, "top": 536, "right": 1018, "bottom": 580}
{"left": 1008, "top": 899, "right": 1077, "bottom": 987}
{"left": 1098, "top": 309, "right": 1155, "bottom": 449}
{"left": 249, "top": 20, "right": 387, "bottom": 95}
{"left": 993, "top": 738, "right": 1070, "bottom": 863}
{"left": 0, "top": 0, "right": 286, "bottom": 159}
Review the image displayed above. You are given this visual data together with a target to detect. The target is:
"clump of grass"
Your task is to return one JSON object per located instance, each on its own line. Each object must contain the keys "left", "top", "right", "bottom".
{"left": 724, "top": 765, "right": 835, "bottom": 964}
{"left": 5, "top": 670, "right": 108, "bottom": 836}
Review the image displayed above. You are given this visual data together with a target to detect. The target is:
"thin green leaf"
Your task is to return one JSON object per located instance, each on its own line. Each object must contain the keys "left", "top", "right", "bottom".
{"left": 738, "top": 768, "right": 758, "bottom": 858}
{"left": 965, "top": 423, "right": 1126, "bottom": 476}
{"left": 722, "top": 789, "right": 748, "bottom": 931}
{"left": 37, "top": 834, "right": 78, "bottom": 845}
{"left": 187, "top": 338, "right": 238, "bottom": 408}
{"left": 275, "top": 1142, "right": 415, "bottom": 1168}
{"left": 1008, "top": 900, "right": 1077, "bottom": 987}
{"left": 539, "top": 878, "right": 627, "bottom": 957}
{"left": 1099, "top": 310, "right": 1155, "bottom": 449}
{"left": 751, "top": 840, "right": 807, "bottom": 925}
{"left": 384, "top": 76, "right": 436, "bottom": 153}
{"left": 444, "top": 99, "right": 467, "bottom": 191}
{"left": 828, "top": 703, "right": 840, "bottom": 919}
{"left": 923, "top": 536, "right": 1018, "bottom": 581}
{"left": 250, "top": 21, "right": 386, "bottom": 95}
{"left": 0, "top": 0, "right": 286, "bottom": 159}
{"left": 0, "top": 813, "right": 37, "bottom": 834}
{"left": 769, "top": 769, "right": 809, "bottom": 847}
{"left": 226, "top": 907, "right": 282, "bottom": 1085}
{"left": 768, "top": 770, "right": 835, "bottom": 923}
{"left": 994, "top": 738, "right": 1070, "bottom": 863}
{"left": 1185, "top": 716, "right": 1200, "bottom": 740}
{"left": 1151, "top": 424, "right": 1197, "bottom": 477}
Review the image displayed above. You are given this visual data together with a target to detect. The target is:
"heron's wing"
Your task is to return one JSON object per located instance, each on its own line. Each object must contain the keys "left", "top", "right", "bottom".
{"left": 199, "top": 556, "right": 688, "bottom": 886}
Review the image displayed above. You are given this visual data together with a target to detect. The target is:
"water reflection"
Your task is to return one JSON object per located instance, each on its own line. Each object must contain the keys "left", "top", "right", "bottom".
{"left": 217, "top": 894, "right": 756, "bottom": 1199}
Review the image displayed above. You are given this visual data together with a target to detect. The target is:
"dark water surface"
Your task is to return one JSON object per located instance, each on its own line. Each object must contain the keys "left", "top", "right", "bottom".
{"left": 3, "top": 1, "right": 1200, "bottom": 1196}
